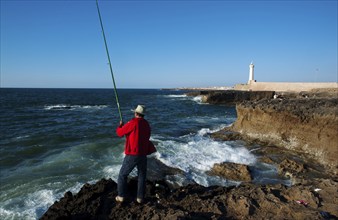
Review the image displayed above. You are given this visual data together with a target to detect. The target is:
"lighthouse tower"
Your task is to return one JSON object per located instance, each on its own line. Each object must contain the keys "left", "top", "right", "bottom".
{"left": 248, "top": 62, "right": 255, "bottom": 84}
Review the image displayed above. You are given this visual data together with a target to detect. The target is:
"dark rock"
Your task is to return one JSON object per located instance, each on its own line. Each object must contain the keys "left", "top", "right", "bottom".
{"left": 41, "top": 177, "right": 338, "bottom": 220}
{"left": 186, "top": 90, "right": 275, "bottom": 105}
{"left": 147, "top": 157, "right": 183, "bottom": 181}
{"left": 210, "top": 128, "right": 241, "bottom": 141}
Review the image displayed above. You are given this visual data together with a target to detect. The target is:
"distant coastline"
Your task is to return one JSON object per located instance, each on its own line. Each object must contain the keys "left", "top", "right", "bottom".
{"left": 164, "top": 81, "right": 338, "bottom": 93}
{"left": 235, "top": 81, "right": 338, "bottom": 92}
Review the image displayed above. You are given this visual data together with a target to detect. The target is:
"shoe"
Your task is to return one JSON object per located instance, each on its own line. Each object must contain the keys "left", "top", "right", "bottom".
{"left": 115, "top": 196, "right": 124, "bottom": 203}
{"left": 136, "top": 198, "right": 143, "bottom": 204}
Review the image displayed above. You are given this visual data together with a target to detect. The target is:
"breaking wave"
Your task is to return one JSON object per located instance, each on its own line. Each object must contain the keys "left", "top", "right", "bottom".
{"left": 44, "top": 104, "right": 108, "bottom": 111}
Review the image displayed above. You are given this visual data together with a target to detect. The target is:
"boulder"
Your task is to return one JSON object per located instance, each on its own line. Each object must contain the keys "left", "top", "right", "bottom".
{"left": 208, "top": 162, "right": 252, "bottom": 182}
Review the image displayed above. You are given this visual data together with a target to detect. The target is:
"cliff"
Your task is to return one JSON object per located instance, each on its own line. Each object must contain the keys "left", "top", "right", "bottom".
{"left": 190, "top": 89, "right": 337, "bottom": 174}
{"left": 231, "top": 98, "right": 338, "bottom": 174}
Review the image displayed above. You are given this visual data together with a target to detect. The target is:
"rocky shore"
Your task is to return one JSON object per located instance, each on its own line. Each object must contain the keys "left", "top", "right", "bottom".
{"left": 41, "top": 88, "right": 338, "bottom": 219}
{"left": 41, "top": 175, "right": 337, "bottom": 220}
{"left": 209, "top": 89, "right": 338, "bottom": 174}
{"left": 232, "top": 98, "right": 337, "bottom": 172}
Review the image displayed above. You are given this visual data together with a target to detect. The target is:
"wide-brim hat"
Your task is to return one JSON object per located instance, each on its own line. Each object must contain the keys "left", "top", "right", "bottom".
{"left": 131, "top": 105, "right": 146, "bottom": 115}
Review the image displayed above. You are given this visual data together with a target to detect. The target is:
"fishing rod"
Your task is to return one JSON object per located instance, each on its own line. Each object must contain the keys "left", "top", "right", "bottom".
{"left": 95, "top": 0, "right": 123, "bottom": 122}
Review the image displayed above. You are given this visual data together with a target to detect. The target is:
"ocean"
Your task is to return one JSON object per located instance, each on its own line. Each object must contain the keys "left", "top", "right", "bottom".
{"left": 0, "top": 88, "right": 288, "bottom": 219}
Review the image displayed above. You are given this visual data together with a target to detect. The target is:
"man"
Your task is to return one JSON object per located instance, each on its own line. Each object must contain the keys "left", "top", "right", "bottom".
{"left": 115, "top": 105, "right": 151, "bottom": 204}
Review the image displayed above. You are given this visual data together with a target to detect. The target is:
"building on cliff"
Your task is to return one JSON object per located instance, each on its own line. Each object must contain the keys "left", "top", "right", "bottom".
{"left": 235, "top": 63, "right": 338, "bottom": 92}
{"left": 248, "top": 62, "right": 256, "bottom": 84}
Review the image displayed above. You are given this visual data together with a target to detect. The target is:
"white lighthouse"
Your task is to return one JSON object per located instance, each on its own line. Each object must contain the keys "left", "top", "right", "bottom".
{"left": 248, "top": 62, "right": 255, "bottom": 84}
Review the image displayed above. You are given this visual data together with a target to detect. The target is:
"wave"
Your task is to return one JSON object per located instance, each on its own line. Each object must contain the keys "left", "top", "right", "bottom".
{"left": 164, "top": 94, "right": 187, "bottom": 98}
{"left": 155, "top": 127, "right": 257, "bottom": 187}
{"left": 44, "top": 104, "right": 108, "bottom": 111}
{"left": 163, "top": 94, "right": 207, "bottom": 105}
{"left": 2, "top": 89, "right": 239, "bottom": 219}
{"left": 0, "top": 141, "right": 121, "bottom": 220}
{"left": 0, "top": 183, "right": 85, "bottom": 220}
{"left": 192, "top": 96, "right": 204, "bottom": 104}
{"left": 15, "top": 135, "right": 30, "bottom": 140}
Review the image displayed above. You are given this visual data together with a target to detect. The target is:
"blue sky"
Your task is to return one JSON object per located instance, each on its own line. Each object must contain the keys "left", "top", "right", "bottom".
{"left": 1, "top": 0, "right": 337, "bottom": 88}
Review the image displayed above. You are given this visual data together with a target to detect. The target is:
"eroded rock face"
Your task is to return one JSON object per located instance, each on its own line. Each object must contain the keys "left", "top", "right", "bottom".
{"left": 189, "top": 90, "right": 338, "bottom": 174}
{"left": 208, "top": 162, "right": 252, "bottom": 182}
{"left": 231, "top": 98, "right": 338, "bottom": 174}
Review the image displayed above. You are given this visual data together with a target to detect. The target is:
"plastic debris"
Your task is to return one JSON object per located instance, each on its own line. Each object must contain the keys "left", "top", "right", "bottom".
{"left": 320, "top": 211, "right": 330, "bottom": 219}
{"left": 296, "top": 200, "right": 308, "bottom": 207}
{"left": 314, "top": 188, "right": 322, "bottom": 192}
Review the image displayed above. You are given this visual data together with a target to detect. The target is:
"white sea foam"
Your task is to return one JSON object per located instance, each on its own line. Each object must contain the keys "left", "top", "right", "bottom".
{"left": 66, "top": 181, "right": 88, "bottom": 194}
{"left": 0, "top": 180, "right": 94, "bottom": 220}
{"left": 103, "top": 164, "right": 122, "bottom": 182}
{"left": 197, "top": 125, "right": 224, "bottom": 136}
{"left": 165, "top": 94, "right": 187, "bottom": 98}
{"left": 0, "top": 189, "right": 56, "bottom": 220}
{"left": 192, "top": 96, "right": 203, "bottom": 104}
{"left": 156, "top": 128, "right": 256, "bottom": 186}
{"left": 0, "top": 140, "right": 122, "bottom": 219}
{"left": 44, "top": 104, "right": 108, "bottom": 111}
{"left": 15, "top": 135, "right": 30, "bottom": 140}
{"left": 0, "top": 208, "right": 26, "bottom": 220}
{"left": 163, "top": 94, "right": 207, "bottom": 105}
{"left": 26, "top": 189, "right": 56, "bottom": 217}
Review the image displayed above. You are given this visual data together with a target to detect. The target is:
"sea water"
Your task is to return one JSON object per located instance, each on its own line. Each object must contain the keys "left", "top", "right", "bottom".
{"left": 0, "top": 88, "right": 288, "bottom": 219}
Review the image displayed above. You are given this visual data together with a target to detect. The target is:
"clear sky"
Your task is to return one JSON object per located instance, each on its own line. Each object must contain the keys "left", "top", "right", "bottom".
{"left": 1, "top": 0, "right": 337, "bottom": 89}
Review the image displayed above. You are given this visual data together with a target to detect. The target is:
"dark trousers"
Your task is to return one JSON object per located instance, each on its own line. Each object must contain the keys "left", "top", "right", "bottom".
{"left": 117, "top": 155, "right": 147, "bottom": 199}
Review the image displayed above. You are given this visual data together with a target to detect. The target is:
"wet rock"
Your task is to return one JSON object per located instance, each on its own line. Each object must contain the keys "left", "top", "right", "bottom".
{"left": 208, "top": 162, "right": 252, "bottom": 182}
{"left": 210, "top": 128, "right": 241, "bottom": 141}
{"left": 147, "top": 157, "right": 183, "bottom": 181}
{"left": 258, "top": 155, "right": 274, "bottom": 164}
{"left": 41, "top": 178, "right": 117, "bottom": 220}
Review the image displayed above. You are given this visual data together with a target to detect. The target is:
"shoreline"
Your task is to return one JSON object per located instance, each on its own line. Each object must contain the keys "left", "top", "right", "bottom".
{"left": 41, "top": 88, "right": 338, "bottom": 219}
{"left": 41, "top": 176, "right": 337, "bottom": 220}
{"left": 195, "top": 89, "right": 337, "bottom": 174}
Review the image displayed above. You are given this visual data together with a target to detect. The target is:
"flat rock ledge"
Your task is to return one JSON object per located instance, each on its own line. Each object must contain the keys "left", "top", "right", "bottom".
{"left": 40, "top": 177, "right": 337, "bottom": 220}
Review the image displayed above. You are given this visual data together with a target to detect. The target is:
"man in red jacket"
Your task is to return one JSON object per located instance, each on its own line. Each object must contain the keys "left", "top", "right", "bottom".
{"left": 115, "top": 105, "right": 151, "bottom": 204}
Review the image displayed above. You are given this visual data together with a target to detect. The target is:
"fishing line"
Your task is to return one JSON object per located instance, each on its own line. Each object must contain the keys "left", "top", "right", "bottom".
{"left": 95, "top": 0, "right": 123, "bottom": 121}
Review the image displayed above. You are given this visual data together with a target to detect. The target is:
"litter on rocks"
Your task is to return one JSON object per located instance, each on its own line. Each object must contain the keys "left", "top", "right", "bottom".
{"left": 296, "top": 200, "right": 309, "bottom": 206}
{"left": 319, "top": 211, "right": 330, "bottom": 219}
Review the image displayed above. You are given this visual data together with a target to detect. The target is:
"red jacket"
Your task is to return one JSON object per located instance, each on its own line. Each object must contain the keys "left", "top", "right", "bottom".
{"left": 116, "top": 117, "right": 151, "bottom": 156}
